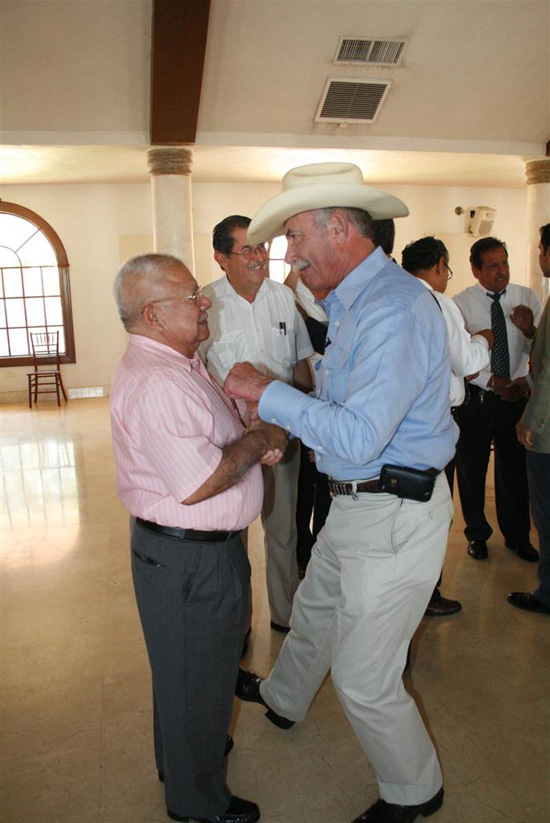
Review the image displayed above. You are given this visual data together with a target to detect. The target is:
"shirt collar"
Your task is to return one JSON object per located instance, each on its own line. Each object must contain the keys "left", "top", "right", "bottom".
{"left": 223, "top": 274, "right": 268, "bottom": 301}
{"left": 128, "top": 333, "right": 198, "bottom": 372}
{"left": 326, "top": 246, "right": 389, "bottom": 311}
{"left": 475, "top": 281, "right": 506, "bottom": 298}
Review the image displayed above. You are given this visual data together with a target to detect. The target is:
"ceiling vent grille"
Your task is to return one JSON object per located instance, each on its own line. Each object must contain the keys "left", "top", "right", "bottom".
{"left": 315, "top": 79, "right": 392, "bottom": 124}
{"left": 335, "top": 37, "right": 406, "bottom": 66}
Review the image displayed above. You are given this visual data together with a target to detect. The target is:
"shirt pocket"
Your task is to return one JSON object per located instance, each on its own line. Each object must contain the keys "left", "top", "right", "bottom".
{"left": 212, "top": 330, "right": 246, "bottom": 371}
{"left": 270, "top": 323, "right": 297, "bottom": 366}
{"left": 322, "top": 344, "right": 349, "bottom": 404}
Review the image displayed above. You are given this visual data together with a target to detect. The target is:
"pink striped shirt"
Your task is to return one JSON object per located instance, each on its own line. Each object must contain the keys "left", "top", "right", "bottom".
{"left": 110, "top": 334, "right": 263, "bottom": 530}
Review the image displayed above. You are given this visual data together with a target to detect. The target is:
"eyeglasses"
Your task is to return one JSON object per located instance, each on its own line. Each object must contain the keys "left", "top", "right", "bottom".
{"left": 227, "top": 244, "right": 268, "bottom": 260}
{"left": 143, "top": 287, "right": 204, "bottom": 313}
{"left": 445, "top": 262, "right": 454, "bottom": 280}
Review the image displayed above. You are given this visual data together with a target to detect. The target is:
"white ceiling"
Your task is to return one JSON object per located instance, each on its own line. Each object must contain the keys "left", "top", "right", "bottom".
{"left": 1, "top": 0, "right": 548, "bottom": 189}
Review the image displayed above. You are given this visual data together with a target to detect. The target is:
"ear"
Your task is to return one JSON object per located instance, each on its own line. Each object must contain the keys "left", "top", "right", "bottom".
{"left": 471, "top": 265, "right": 481, "bottom": 281}
{"left": 436, "top": 257, "right": 447, "bottom": 277}
{"left": 142, "top": 303, "right": 163, "bottom": 331}
{"left": 327, "top": 210, "right": 350, "bottom": 245}
{"left": 214, "top": 251, "right": 227, "bottom": 272}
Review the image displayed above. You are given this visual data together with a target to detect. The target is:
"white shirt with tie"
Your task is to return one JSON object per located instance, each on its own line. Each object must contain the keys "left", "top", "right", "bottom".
{"left": 454, "top": 282, "right": 542, "bottom": 390}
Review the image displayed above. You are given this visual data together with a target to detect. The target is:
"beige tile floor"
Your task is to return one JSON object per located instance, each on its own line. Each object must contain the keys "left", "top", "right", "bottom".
{"left": 1, "top": 398, "right": 549, "bottom": 823}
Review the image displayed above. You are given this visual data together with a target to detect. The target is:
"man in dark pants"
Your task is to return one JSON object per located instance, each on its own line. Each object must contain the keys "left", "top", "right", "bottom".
{"left": 454, "top": 237, "right": 542, "bottom": 562}
{"left": 110, "top": 253, "right": 287, "bottom": 823}
{"left": 509, "top": 223, "right": 550, "bottom": 614}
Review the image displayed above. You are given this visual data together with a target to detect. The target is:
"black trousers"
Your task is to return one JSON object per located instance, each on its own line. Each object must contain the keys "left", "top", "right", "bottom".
{"left": 295, "top": 440, "right": 331, "bottom": 572}
{"left": 454, "top": 389, "right": 530, "bottom": 544}
{"left": 131, "top": 520, "right": 250, "bottom": 818}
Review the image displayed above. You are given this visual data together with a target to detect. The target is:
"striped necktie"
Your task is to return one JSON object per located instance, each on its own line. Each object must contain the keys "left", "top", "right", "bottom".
{"left": 487, "top": 291, "right": 510, "bottom": 378}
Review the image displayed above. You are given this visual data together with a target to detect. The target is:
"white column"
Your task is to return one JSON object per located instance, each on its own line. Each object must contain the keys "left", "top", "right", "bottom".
{"left": 147, "top": 148, "right": 195, "bottom": 270}
{"left": 526, "top": 159, "right": 550, "bottom": 302}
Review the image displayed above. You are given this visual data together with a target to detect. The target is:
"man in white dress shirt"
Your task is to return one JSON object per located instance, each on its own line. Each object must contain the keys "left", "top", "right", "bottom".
{"left": 453, "top": 237, "right": 542, "bottom": 562}
{"left": 200, "top": 215, "right": 314, "bottom": 632}
{"left": 402, "top": 236, "right": 493, "bottom": 615}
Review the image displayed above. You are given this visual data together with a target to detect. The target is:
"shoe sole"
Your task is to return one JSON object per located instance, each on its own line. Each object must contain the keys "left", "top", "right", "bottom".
{"left": 425, "top": 606, "right": 462, "bottom": 617}
{"left": 168, "top": 813, "right": 260, "bottom": 823}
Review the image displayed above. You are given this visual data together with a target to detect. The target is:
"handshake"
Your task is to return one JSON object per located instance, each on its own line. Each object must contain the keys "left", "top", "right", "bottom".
{"left": 226, "top": 362, "right": 288, "bottom": 466}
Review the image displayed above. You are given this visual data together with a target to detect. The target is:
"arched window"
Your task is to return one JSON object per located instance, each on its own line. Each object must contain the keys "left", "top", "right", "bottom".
{"left": 0, "top": 202, "right": 75, "bottom": 367}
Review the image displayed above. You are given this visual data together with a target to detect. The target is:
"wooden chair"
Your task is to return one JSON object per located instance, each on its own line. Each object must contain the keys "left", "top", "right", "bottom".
{"left": 27, "top": 331, "right": 68, "bottom": 408}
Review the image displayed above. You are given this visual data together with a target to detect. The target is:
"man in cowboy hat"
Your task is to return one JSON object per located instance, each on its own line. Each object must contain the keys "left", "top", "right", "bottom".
{"left": 224, "top": 163, "right": 458, "bottom": 823}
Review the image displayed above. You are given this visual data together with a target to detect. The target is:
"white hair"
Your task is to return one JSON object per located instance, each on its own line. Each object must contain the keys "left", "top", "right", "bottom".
{"left": 113, "top": 253, "right": 185, "bottom": 331}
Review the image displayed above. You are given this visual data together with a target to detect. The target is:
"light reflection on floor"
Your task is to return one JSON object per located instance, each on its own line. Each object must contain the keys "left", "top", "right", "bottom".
{"left": 1, "top": 398, "right": 548, "bottom": 823}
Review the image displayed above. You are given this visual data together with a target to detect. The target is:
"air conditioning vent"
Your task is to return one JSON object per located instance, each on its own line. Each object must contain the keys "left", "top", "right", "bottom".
{"left": 335, "top": 37, "right": 406, "bottom": 66}
{"left": 315, "top": 79, "right": 392, "bottom": 124}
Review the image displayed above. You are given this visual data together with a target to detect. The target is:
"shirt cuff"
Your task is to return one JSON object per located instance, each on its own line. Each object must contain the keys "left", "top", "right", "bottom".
{"left": 259, "top": 380, "right": 313, "bottom": 433}
{"left": 471, "top": 334, "right": 490, "bottom": 350}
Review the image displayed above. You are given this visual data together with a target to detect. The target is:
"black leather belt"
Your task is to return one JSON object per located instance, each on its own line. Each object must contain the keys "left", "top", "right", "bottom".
{"left": 328, "top": 468, "right": 439, "bottom": 497}
{"left": 136, "top": 518, "right": 239, "bottom": 542}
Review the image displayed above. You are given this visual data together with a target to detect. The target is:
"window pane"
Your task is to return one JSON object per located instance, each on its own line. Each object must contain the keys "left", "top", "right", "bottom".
{"left": 0, "top": 300, "right": 5, "bottom": 328}
{"left": 45, "top": 297, "right": 63, "bottom": 326}
{"left": 269, "top": 260, "right": 287, "bottom": 284}
{"left": 270, "top": 236, "right": 288, "bottom": 258}
{"left": 50, "top": 326, "right": 65, "bottom": 353}
{"left": 3, "top": 268, "right": 23, "bottom": 297}
{"left": 5, "top": 298, "right": 26, "bottom": 326}
{"left": 0, "top": 215, "right": 36, "bottom": 251}
{"left": 0, "top": 248, "right": 20, "bottom": 267}
{"left": 0, "top": 329, "right": 8, "bottom": 356}
{"left": 42, "top": 267, "right": 61, "bottom": 296}
{"left": 8, "top": 327, "right": 29, "bottom": 355}
{"left": 25, "top": 298, "right": 45, "bottom": 326}
{"left": 22, "top": 267, "right": 43, "bottom": 297}
{"left": 19, "top": 232, "right": 56, "bottom": 267}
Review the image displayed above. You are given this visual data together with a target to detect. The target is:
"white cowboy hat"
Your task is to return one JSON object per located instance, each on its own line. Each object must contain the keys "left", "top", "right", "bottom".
{"left": 247, "top": 162, "right": 409, "bottom": 244}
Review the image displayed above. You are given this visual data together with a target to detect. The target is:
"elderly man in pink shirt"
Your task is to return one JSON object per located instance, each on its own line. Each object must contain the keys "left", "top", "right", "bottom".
{"left": 110, "top": 253, "right": 287, "bottom": 823}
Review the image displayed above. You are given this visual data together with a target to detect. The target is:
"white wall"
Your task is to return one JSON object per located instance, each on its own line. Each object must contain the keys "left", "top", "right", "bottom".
{"left": 0, "top": 179, "right": 528, "bottom": 403}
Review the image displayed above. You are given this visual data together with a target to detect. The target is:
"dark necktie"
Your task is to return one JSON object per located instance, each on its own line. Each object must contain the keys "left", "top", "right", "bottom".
{"left": 488, "top": 291, "right": 510, "bottom": 378}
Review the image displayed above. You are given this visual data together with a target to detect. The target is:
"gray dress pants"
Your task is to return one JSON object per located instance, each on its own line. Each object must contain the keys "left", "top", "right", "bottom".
{"left": 131, "top": 520, "right": 250, "bottom": 818}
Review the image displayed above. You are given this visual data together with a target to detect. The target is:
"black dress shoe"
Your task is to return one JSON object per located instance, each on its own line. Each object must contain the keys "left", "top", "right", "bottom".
{"left": 235, "top": 668, "right": 294, "bottom": 729}
{"left": 167, "top": 794, "right": 260, "bottom": 823}
{"left": 425, "top": 589, "right": 462, "bottom": 617}
{"left": 467, "top": 540, "right": 488, "bottom": 560}
{"left": 351, "top": 787, "right": 444, "bottom": 823}
{"left": 505, "top": 541, "right": 539, "bottom": 562}
{"left": 508, "top": 591, "right": 550, "bottom": 614}
{"left": 270, "top": 620, "right": 290, "bottom": 634}
{"left": 158, "top": 736, "right": 234, "bottom": 781}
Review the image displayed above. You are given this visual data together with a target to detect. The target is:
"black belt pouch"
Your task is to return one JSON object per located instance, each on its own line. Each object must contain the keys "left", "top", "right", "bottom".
{"left": 378, "top": 464, "right": 436, "bottom": 502}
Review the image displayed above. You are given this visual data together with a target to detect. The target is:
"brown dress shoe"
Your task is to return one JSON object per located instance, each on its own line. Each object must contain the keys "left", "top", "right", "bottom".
{"left": 425, "top": 589, "right": 462, "bottom": 617}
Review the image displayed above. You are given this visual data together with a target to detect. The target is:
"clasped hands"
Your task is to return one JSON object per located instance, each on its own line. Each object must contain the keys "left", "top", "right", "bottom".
{"left": 229, "top": 363, "right": 287, "bottom": 467}
{"left": 491, "top": 374, "right": 529, "bottom": 402}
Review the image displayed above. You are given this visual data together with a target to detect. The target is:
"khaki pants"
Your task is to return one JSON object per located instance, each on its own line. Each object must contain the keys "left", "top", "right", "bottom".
{"left": 261, "top": 437, "right": 300, "bottom": 626}
{"left": 262, "top": 473, "right": 453, "bottom": 806}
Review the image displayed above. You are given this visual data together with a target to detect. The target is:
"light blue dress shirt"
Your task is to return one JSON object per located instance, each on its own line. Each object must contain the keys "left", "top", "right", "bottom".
{"left": 258, "top": 247, "right": 458, "bottom": 480}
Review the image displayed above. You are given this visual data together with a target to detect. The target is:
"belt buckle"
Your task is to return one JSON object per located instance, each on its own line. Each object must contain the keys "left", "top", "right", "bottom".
{"left": 332, "top": 481, "right": 359, "bottom": 500}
